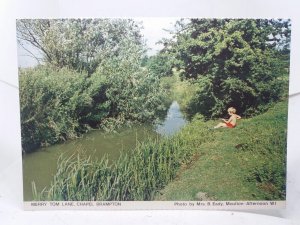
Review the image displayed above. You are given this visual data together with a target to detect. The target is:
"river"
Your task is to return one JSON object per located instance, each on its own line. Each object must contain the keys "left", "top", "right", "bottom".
{"left": 22, "top": 101, "right": 187, "bottom": 200}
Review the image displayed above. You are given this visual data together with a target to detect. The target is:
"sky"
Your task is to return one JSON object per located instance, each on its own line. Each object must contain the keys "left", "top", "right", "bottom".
{"left": 17, "top": 18, "right": 179, "bottom": 68}
{"left": 135, "top": 18, "right": 179, "bottom": 55}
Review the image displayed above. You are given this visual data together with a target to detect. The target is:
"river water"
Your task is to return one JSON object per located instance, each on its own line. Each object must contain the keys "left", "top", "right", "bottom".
{"left": 22, "top": 101, "right": 187, "bottom": 200}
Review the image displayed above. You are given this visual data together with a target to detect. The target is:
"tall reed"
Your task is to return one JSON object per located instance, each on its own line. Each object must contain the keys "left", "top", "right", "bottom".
{"left": 34, "top": 134, "right": 199, "bottom": 201}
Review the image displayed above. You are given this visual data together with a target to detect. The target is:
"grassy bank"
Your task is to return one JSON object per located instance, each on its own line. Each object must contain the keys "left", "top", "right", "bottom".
{"left": 156, "top": 100, "right": 287, "bottom": 200}
{"left": 34, "top": 100, "right": 287, "bottom": 201}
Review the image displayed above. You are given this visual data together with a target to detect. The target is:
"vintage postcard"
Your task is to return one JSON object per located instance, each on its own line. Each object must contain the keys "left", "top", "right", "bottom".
{"left": 17, "top": 18, "right": 290, "bottom": 210}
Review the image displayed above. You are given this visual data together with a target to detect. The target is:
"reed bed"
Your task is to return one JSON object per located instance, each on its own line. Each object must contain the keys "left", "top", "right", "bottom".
{"left": 33, "top": 135, "right": 197, "bottom": 201}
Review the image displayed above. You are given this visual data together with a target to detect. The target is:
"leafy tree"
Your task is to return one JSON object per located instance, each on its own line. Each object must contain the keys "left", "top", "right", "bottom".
{"left": 19, "top": 20, "right": 168, "bottom": 151}
{"left": 168, "top": 19, "right": 290, "bottom": 118}
{"left": 95, "top": 38, "right": 167, "bottom": 126}
{"left": 146, "top": 52, "right": 174, "bottom": 78}
{"left": 17, "top": 19, "right": 143, "bottom": 74}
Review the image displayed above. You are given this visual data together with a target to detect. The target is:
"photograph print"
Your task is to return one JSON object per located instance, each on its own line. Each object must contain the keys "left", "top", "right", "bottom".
{"left": 17, "top": 18, "right": 290, "bottom": 208}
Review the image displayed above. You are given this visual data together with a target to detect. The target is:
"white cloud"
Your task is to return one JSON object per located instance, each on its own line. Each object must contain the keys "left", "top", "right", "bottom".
{"left": 134, "top": 17, "right": 179, "bottom": 56}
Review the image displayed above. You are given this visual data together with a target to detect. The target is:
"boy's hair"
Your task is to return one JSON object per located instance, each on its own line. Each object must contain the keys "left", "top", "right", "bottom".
{"left": 228, "top": 107, "right": 236, "bottom": 114}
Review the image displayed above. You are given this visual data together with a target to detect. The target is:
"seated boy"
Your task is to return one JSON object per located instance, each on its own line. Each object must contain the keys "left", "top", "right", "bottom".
{"left": 214, "top": 107, "right": 241, "bottom": 129}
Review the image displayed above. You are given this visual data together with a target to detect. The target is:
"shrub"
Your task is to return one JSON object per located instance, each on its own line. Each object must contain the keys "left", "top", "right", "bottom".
{"left": 19, "top": 66, "right": 92, "bottom": 152}
{"left": 20, "top": 58, "right": 169, "bottom": 151}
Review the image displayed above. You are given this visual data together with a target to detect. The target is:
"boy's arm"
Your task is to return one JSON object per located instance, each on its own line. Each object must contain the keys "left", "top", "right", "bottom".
{"left": 223, "top": 116, "right": 233, "bottom": 123}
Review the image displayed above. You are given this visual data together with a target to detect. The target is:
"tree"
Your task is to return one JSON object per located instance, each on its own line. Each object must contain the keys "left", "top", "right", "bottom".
{"left": 146, "top": 52, "right": 173, "bottom": 78}
{"left": 168, "top": 19, "right": 291, "bottom": 118}
{"left": 17, "top": 19, "right": 143, "bottom": 74}
{"left": 93, "top": 38, "right": 167, "bottom": 126}
{"left": 18, "top": 19, "right": 169, "bottom": 151}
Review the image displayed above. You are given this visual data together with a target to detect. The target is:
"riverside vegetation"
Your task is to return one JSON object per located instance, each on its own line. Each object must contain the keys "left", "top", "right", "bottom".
{"left": 33, "top": 100, "right": 287, "bottom": 201}
{"left": 17, "top": 18, "right": 290, "bottom": 201}
{"left": 19, "top": 19, "right": 169, "bottom": 152}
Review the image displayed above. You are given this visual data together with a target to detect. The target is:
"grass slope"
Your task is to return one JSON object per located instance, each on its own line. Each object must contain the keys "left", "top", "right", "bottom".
{"left": 155, "top": 100, "right": 288, "bottom": 201}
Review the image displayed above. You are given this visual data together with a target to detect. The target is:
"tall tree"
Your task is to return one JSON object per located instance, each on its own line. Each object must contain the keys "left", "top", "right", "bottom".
{"left": 168, "top": 19, "right": 291, "bottom": 118}
{"left": 17, "top": 19, "right": 143, "bottom": 74}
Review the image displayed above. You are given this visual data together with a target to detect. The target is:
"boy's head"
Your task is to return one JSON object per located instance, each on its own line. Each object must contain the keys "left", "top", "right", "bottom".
{"left": 227, "top": 107, "right": 236, "bottom": 114}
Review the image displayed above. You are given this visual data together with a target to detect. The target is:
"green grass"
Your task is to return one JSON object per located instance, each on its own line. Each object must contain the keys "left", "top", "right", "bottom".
{"left": 34, "top": 100, "right": 287, "bottom": 201}
{"left": 155, "top": 100, "right": 287, "bottom": 200}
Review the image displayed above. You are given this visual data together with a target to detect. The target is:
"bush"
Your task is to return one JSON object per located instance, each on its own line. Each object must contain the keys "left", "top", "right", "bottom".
{"left": 20, "top": 55, "right": 169, "bottom": 151}
{"left": 19, "top": 66, "right": 92, "bottom": 152}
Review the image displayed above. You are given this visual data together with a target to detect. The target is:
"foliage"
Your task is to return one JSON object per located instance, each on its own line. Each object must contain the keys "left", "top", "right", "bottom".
{"left": 17, "top": 19, "right": 143, "bottom": 74}
{"left": 145, "top": 52, "right": 174, "bottom": 78}
{"left": 22, "top": 18, "right": 288, "bottom": 201}
{"left": 19, "top": 19, "right": 170, "bottom": 152}
{"left": 159, "top": 71, "right": 197, "bottom": 116}
{"left": 19, "top": 66, "right": 92, "bottom": 152}
{"left": 95, "top": 39, "right": 168, "bottom": 126}
{"left": 166, "top": 19, "right": 290, "bottom": 118}
{"left": 20, "top": 63, "right": 167, "bottom": 152}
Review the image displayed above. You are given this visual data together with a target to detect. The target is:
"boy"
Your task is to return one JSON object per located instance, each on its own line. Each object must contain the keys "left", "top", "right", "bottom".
{"left": 214, "top": 107, "right": 241, "bottom": 129}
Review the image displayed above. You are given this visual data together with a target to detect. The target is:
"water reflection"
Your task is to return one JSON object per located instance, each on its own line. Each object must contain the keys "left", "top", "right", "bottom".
{"left": 156, "top": 101, "right": 187, "bottom": 136}
{"left": 23, "top": 100, "right": 187, "bottom": 200}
